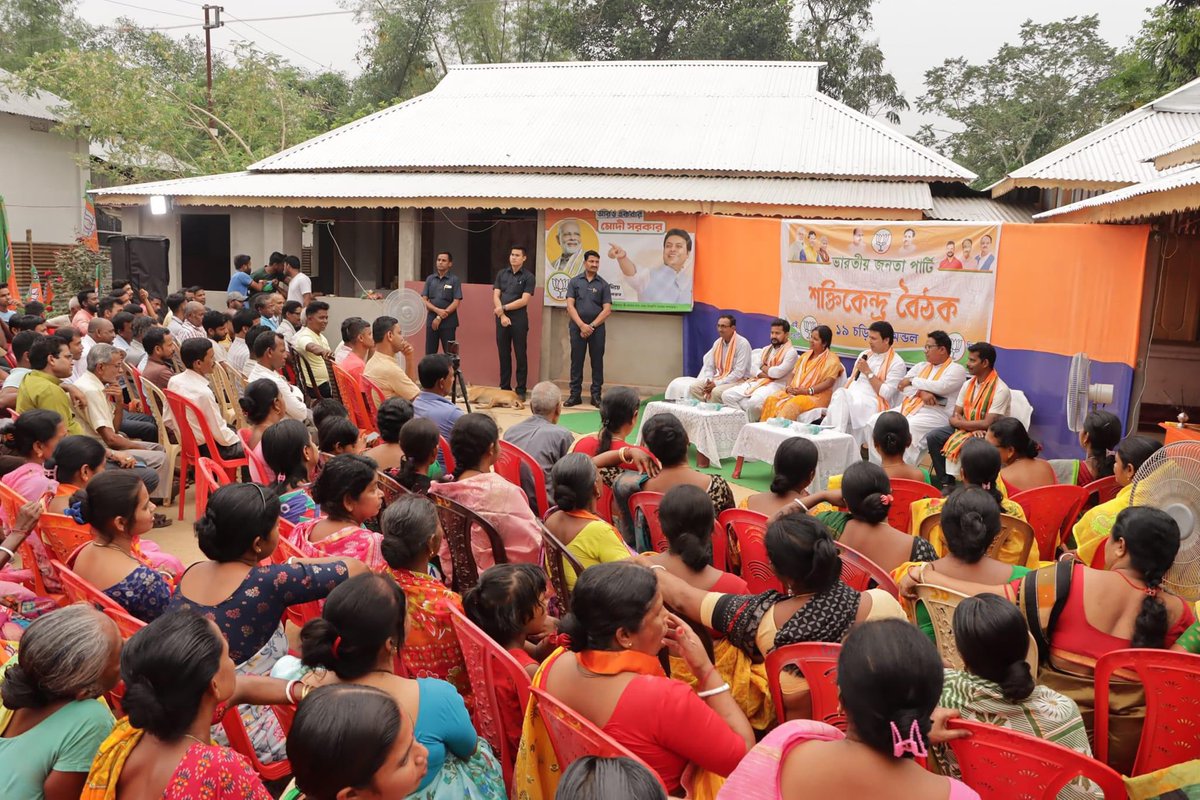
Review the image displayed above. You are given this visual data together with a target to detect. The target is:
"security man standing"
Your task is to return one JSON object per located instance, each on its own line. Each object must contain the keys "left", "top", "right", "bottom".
{"left": 493, "top": 245, "right": 535, "bottom": 401}
{"left": 565, "top": 249, "right": 612, "bottom": 407}
{"left": 421, "top": 250, "right": 463, "bottom": 355}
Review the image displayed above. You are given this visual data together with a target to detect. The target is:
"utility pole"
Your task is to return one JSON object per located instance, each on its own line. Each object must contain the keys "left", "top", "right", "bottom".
{"left": 202, "top": 5, "right": 224, "bottom": 119}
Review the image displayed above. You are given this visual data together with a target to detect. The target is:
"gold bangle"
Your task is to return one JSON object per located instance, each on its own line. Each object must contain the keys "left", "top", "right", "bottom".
{"left": 620, "top": 447, "right": 631, "bottom": 463}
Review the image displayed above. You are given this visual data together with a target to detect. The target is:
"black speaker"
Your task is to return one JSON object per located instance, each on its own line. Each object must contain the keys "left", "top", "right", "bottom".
{"left": 110, "top": 236, "right": 170, "bottom": 300}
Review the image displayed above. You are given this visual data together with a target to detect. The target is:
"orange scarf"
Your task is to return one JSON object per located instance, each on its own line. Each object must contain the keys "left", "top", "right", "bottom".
{"left": 942, "top": 370, "right": 1000, "bottom": 460}
{"left": 712, "top": 337, "right": 737, "bottom": 380}
{"left": 578, "top": 648, "right": 665, "bottom": 677}
{"left": 867, "top": 349, "right": 897, "bottom": 411}
{"left": 900, "top": 361, "right": 952, "bottom": 416}
{"left": 789, "top": 349, "right": 832, "bottom": 389}
{"left": 748, "top": 344, "right": 790, "bottom": 391}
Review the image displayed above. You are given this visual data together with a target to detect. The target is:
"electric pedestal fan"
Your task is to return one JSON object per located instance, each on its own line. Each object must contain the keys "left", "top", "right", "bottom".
{"left": 1130, "top": 441, "right": 1200, "bottom": 602}
{"left": 1065, "top": 353, "right": 1115, "bottom": 433}
{"left": 382, "top": 288, "right": 427, "bottom": 337}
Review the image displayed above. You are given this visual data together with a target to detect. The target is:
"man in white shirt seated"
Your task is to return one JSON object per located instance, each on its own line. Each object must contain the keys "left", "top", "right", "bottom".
{"left": 245, "top": 327, "right": 308, "bottom": 422}
{"left": 719, "top": 317, "right": 799, "bottom": 422}
{"left": 226, "top": 308, "right": 257, "bottom": 376}
{"left": 924, "top": 341, "right": 1012, "bottom": 489}
{"left": 665, "top": 313, "right": 752, "bottom": 402}
{"left": 864, "top": 329, "right": 967, "bottom": 465}
{"left": 75, "top": 343, "right": 171, "bottom": 498}
{"left": 177, "top": 301, "right": 207, "bottom": 342}
{"left": 166, "top": 337, "right": 245, "bottom": 460}
{"left": 202, "top": 310, "right": 232, "bottom": 363}
{"left": 823, "top": 320, "right": 908, "bottom": 446}
{"left": 75, "top": 317, "right": 115, "bottom": 381}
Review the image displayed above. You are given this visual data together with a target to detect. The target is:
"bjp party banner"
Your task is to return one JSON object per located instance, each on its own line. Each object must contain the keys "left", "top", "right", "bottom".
{"left": 779, "top": 220, "right": 1001, "bottom": 362}
{"left": 544, "top": 210, "right": 697, "bottom": 312}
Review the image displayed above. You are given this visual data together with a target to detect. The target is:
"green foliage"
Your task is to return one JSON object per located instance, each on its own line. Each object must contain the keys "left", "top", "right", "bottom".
{"left": 914, "top": 15, "right": 1116, "bottom": 188}
{"left": 1103, "top": 2, "right": 1200, "bottom": 113}
{"left": 52, "top": 240, "right": 109, "bottom": 299}
{"left": 0, "top": 0, "right": 90, "bottom": 73}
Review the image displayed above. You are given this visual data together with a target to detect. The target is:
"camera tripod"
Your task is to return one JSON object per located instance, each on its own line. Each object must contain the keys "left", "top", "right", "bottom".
{"left": 449, "top": 355, "right": 472, "bottom": 413}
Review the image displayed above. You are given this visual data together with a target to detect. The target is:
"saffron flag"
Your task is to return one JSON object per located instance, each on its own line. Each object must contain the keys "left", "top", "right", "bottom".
{"left": 0, "top": 196, "right": 18, "bottom": 301}
{"left": 82, "top": 186, "right": 99, "bottom": 253}
{"left": 28, "top": 260, "right": 41, "bottom": 304}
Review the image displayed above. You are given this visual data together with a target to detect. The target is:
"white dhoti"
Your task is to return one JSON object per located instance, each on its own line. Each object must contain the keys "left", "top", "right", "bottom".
{"left": 823, "top": 382, "right": 887, "bottom": 447}
{"left": 865, "top": 408, "right": 947, "bottom": 465}
{"left": 665, "top": 377, "right": 706, "bottom": 401}
{"left": 719, "top": 381, "right": 781, "bottom": 423}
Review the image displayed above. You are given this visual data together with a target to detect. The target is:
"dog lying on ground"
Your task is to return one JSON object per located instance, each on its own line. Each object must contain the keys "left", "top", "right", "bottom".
{"left": 466, "top": 386, "right": 524, "bottom": 409}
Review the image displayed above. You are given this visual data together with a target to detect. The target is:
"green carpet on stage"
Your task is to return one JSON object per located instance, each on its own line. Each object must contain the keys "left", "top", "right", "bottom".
{"left": 557, "top": 394, "right": 774, "bottom": 493}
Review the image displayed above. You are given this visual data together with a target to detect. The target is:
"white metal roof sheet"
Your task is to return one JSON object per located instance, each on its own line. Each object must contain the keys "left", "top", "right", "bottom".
{"left": 0, "top": 68, "right": 68, "bottom": 123}
{"left": 927, "top": 196, "right": 1034, "bottom": 223}
{"left": 248, "top": 62, "right": 973, "bottom": 182}
{"left": 996, "top": 76, "right": 1200, "bottom": 191}
{"left": 91, "top": 170, "right": 933, "bottom": 211}
{"left": 1034, "top": 163, "right": 1200, "bottom": 219}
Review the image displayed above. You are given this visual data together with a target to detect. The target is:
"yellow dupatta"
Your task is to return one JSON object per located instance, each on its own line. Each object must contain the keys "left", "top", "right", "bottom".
{"left": 941, "top": 370, "right": 999, "bottom": 460}
{"left": 900, "top": 361, "right": 952, "bottom": 416}
{"left": 82, "top": 718, "right": 145, "bottom": 800}
{"left": 790, "top": 349, "right": 832, "bottom": 390}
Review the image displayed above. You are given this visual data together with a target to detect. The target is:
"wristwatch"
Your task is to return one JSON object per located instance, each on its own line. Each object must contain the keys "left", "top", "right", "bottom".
{"left": 866, "top": 371, "right": 876, "bottom": 380}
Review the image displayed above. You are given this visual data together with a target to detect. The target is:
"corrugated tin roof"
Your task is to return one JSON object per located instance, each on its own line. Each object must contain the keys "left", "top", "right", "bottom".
{"left": 91, "top": 170, "right": 933, "bottom": 212}
{"left": 248, "top": 62, "right": 973, "bottom": 182}
{"left": 1035, "top": 163, "right": 1200, "bottom": 220}
{"left": 927, "top": 196, "right": 1034, "bottom": 223}
{"left": 993, "top": 76, "right": 1200, "bottom": 194}
{"left": 0, "top": 68, "right": 68, "bottom": 123}
{"left": 1150, "top": 131, "right": 1200, "bottom": 170}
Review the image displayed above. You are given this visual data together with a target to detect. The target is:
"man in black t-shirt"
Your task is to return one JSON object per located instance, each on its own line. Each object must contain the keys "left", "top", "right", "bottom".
{"left": 421, "top": 251, "right": 463, "bottom": 355}
{"left": 492, "top": 246, "right": 536, "bottom": 400}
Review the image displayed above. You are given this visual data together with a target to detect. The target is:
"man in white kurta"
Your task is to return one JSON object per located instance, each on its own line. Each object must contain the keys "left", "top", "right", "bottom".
{"left": 720, "top": 318, "right": 798, "bottom": 421}
{"left": 865, "top": 331, "right": 967, "bottom": 464}
{"left": 822, "top": 321, "right": 908, "bottom": 446}
{"left": 665, "top": 314, "right": 752, "bottom": 401}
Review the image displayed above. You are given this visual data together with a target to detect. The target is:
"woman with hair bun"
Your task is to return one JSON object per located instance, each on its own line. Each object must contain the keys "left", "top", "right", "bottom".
{"left": 571, "top": 386, "right": 645, "bottom": 460}
{"left": 282, "top": 684, "right": 429, "bottom": 800}
{"left": 393, "top": 417, "right": 439, "bottom": 493}
{"left": 0, "top": 409, "right": 66, "bottom": 501}
{"left": 740, "top": 437, "right": 819, "bottom": 518}
{"left": 82, "top": 610, "right": 297, "bottom": 799}
{"left": 654, "top": 512, "right": 905, "bottom": 720}
{"left": 46, "top": 435, "right": 105, "bottom": 514}
{"left": 283, "top": 453, "right": 385, "bottom": 570}
{"left": 554, "top": 756, "right": 666, "bottom": 800}
{"left": 1071, "top": 434, "right": 1162, "bottom": 567}
{"left": 870, "top": 411, "right": 928, "bottom": 484}
{"left": 261, "top": 418, "right": 320, "bottom": 524}
{"left": 518, "top": 561, "right": 753, "bottom": 797}
{"left": 543, "top": 453, "right": 631, "bottom": 589}
{"left": 364, "top": 397, "right": 414, "bottom": 473}
{"left": 239, "top": 378, "right": 286, "bottom": 450}
{"left": 169, "top": 483, "right": 366, "bottom": 764}
{"left": 987, "top": 416, "right": 1055, "bottom": 493}
{"left": 0, "top": 605, "right": 120, "bottom": 800}
{"left": 718, "top": 619, "right": 980, "bottom": 800}
{"left": 1068, "top": 409, "right": 1120, "bottom": 486}
{"left": 71, "top": 470, "right": 174, "bottom": 622}
{"left": 935, "top": 595, "right": 1095, "bottom": 797}
{"left": 814, "top": 461, "right": 937, "bottom": 573}
{"left": 298, "top": 573, "right": 505, "bottom": 799}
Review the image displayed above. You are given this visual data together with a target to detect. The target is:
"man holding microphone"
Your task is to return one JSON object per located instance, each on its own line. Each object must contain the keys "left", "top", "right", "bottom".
{"left": 564, "top": 249, "right": 612, "bottom": 407}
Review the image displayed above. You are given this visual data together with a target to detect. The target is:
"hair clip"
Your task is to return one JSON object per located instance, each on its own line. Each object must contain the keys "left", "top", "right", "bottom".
{"left": 1145, "top": 587, "right": 1159, "bottom": 598}
{"left": 276, "top": 473, "right": 287, "bottom": 483}
{"left": 546, "top": 632, "right": 572, "bottom": 649}
{"left": 64, "top": 498, "right": 86, "bottom": 526}
{"left": 980, "top": 481, "right": 992, "bottom": 491}
{"left": 331, "top": 635, "right": 342, "bottom": 658}
{"left": 890, "top": 719, "right": 928, "bottom": 759}
{"left": 879, "top": 493, "right": 893, "bottom": 507}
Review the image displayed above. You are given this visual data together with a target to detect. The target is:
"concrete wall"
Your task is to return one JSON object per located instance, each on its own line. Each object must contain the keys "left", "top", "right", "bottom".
{"left": 0, "top": 114, "right": 88, "bottom": 243}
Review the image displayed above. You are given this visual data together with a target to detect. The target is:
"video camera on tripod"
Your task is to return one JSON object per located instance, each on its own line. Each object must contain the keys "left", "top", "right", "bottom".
{"left": 445, "top": 340, "right": 470, "bottom": 412}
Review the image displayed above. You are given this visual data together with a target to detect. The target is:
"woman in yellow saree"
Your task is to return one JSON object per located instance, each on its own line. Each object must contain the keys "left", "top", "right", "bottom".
{"left": 760, "top": 325, "right": 844, "bottom": 422}
{"left": 1071, "top": 436, "right": 1161, "bottom": 567}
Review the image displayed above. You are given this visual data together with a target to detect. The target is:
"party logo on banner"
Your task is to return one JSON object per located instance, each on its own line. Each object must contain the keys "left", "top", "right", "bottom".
{"left": 779, "top": 220, "right": 1001, "bottom": 362}
{"left": 544, "top": 210, "right": 697, "bottom": 312}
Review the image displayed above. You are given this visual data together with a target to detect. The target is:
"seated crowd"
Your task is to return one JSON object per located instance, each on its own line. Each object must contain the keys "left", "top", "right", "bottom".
{"left": 0, "top": 284, "right": 1196, "bottom": 800}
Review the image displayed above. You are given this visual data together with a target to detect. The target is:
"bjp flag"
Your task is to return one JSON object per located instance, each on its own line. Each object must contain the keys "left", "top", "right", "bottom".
{"left": 82, "top": 186, "right": 99, "bottom": 253}
{"left": 0, "top": 196, "right": 18, "bottom": 301}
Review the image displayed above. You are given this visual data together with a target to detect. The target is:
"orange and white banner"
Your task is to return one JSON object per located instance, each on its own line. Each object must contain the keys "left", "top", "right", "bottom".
{"left": 779, "top": 220, "right": 1001, "bottom": 362}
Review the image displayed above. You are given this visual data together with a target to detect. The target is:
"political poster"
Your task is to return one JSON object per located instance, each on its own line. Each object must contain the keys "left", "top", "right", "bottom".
{"left": 544, "top": 210, "right": 697, "bottom": 312}
{"left": 779, "top": 220, "right": 1001, "bottom": 362}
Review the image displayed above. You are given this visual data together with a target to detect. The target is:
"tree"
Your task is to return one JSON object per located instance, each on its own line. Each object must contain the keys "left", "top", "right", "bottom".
{"left": 914, "top": 15, "right": 1116, "bottom": 188}
{"left": 794, "top": 0, "right": 907, "bottom": 124}
{"left": 0, "top": 0, "right": 90, "bottom": 73}
{"left": 1104, "top": 1, "right": 1200, "bottom": 112}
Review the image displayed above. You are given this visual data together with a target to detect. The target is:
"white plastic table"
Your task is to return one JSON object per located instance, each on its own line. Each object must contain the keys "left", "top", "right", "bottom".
{"left": 731, "top": 422, "right": 859, "bottom": 490}
{"left": 638, "top": 400, "right": 748, "bottom": 467}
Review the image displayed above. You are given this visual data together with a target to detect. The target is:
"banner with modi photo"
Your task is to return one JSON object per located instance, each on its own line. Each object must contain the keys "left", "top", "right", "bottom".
{"left": 543, "top": 210, "right": 697, "bottom": 312}
{"left": 778, "top": 220, "right": 1002, "bottom": 363}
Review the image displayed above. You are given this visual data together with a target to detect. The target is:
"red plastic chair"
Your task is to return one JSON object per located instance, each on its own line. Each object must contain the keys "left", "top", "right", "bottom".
{"left": 194, "top": 457, "right": 232, "bottom": 519}
{"left": 629, "top": 491, "right": 666, "bottom": 552}
{"left": 103, "top": 604, "right": 147, "bottom": 639}
{"left": 37, "top": 513, "right": 94, "bottom": 563}
{"left": 220, "top": 704, "right": 293, "bottom": 781}
{"left": 0, "top": 481, "right": 26, "bottom": 528}
{"left": 269, "top": 535, "right": 322, "bottom": 628}
{"left": 945, "top": 718, "right": 1127, "bottom": 799}
{"left": 725, "top": 509, "right": 783, "bottom": 593}
{"left": 595, "top": 482, "right": 615, "bottom": 524}
{"left": 496, "top": 440, "right": 550, "bottom": 517}
{"left": 1094, "top": 648, "right": 1200, "bottom": 776}
{"left": 239, "top": 428, "right": 272, "bottom": 484}
{"left": 887, "top": 478, "right": 940, "bottom": 536}
{"left": 447, "top": 604, "right": 532, "bottom": 793}
{"left": 1010, "top": 484, "right": 1088, "bottom": 558}
{"left": 764, "top": 642, "right": 844, "bottom": 729}
{"left": 332, "top": 362, "right": 376, "bottom": 433}
{"left": 163, "top": 389, "right": 249, "bottom": 520}
{"left": 1082, "top": 475, "right": 1119, "bottom": 506}
{"left": 530, "top": 686, "right": 666, "bottom": 790}
{"left": 361, "top": 377, "right": 385, "bottom": 423}
{"left": 51, "top": 559, "right": 125, "bottom": 613}
{"left": 439, "top": 435, "right": 456, "bottom": 475}
{"left": 834, "top": 541, "right": 900, "bottom": 599}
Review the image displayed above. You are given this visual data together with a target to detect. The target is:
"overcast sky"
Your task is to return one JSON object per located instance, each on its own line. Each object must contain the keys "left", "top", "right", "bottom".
{"left": 77, "top": 0, "right": 1152, "bottom": 134}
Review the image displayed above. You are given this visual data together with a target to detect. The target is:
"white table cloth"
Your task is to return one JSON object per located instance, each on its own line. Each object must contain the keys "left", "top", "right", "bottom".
{"left": 731, "top": 422, "right": 859, "bottom": 491}
{"left": 638, "top": 400, "right": 747, "bottom": 467}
